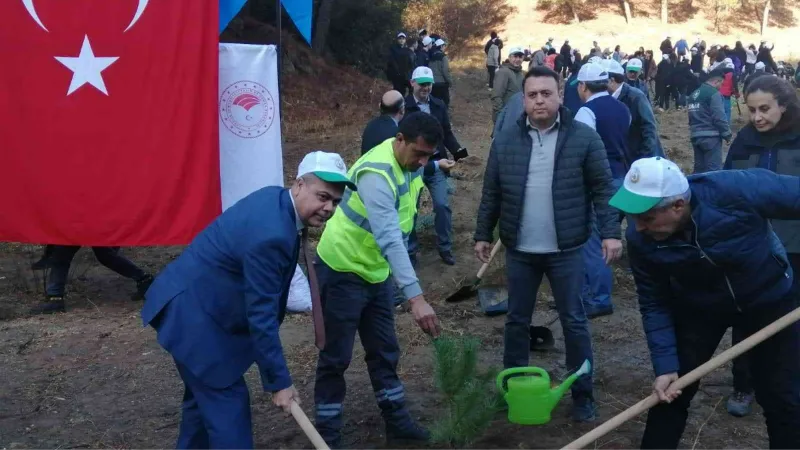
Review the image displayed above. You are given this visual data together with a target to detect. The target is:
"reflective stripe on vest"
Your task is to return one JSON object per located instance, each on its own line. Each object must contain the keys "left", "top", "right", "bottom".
{"left": 316, "top": 138, "right": 423, "bottom": 283}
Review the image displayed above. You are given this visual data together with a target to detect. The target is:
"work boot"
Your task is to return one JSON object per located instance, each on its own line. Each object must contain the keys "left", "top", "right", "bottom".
{"left": 29, "top": 296, "right": 66, "bottom": 315}
{"left": 439, "top": 250, "right": 455, "bottom": 266}
{"left": 386, "top": 419, "right": 431, "bottom": 446}
{"left": 572, "top": 397, "right": 597, "bottom": 422}
{"left": 132, "top": 274, "right": 154, "bottom": 301}
{"left": 726, "top": 391, "right": 754, "bottom": 417}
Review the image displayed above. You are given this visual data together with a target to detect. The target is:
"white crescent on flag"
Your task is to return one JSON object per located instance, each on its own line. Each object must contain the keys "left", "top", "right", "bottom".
{"left": 21, "top": 0, "right": 150, "bottom": 32}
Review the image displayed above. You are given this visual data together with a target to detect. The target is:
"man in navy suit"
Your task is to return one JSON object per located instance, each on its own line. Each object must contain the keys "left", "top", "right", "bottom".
{"left": 141, "top": 151, "right": 356, "bottom": 449}
{"left": 360, "top": 90, "right": 405, "bottom": 154}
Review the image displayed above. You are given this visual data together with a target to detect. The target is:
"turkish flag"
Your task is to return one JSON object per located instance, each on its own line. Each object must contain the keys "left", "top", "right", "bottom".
{"left": 0, "top": 0, "right": 220, "bottom": 245}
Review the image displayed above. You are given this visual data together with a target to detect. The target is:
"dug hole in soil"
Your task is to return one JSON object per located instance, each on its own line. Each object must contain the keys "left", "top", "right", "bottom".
{"left": 0, "top": 64, "right": 766, "bottom": 448}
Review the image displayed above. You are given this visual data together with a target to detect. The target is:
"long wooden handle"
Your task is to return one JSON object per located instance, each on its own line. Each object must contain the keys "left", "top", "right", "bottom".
{"left": 562, "top": 304, "right": 800, "bottom": 449}
{"left": 290, "top": 401, "right": 330, "bottom": 450}
{"left": 476, "top": 239, "right": 503, "bottom": 279}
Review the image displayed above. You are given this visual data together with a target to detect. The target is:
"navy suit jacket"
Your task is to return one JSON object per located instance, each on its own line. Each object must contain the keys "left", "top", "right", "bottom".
{"left": 361, "top": 114, "right": 398, "bottom": 155}
{"left": 141, "top": 186, "right": 300, "bottom": 392}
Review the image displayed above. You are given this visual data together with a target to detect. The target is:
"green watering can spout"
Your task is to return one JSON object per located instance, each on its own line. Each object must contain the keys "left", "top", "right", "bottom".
{"left": 550, "top": 359, "right": 592, "bottom": 406}
{"left": 495, "top": 360, "right": 592, "bottom": 425}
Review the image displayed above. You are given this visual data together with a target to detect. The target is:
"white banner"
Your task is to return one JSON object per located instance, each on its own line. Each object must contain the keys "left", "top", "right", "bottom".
{"left": 218, "top": 43, "right": 310, "bottom": 312}
{"left": 218, "top": 43, "right": 283, "bottom": 210}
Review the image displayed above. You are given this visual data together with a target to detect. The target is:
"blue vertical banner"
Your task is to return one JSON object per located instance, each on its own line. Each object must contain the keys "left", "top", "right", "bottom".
{"left": 218, "top": 0, "right": 312, "bottom": 46}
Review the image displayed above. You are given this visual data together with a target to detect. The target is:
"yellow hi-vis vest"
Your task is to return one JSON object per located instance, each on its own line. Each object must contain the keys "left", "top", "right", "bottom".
{"left": 316, "top": 138, "right": 424, "bottom": 283}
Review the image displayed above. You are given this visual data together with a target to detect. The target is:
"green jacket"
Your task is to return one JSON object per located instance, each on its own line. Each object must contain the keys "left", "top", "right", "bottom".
{"left": 491, "top": 62, "right": 524, "bottom": 122}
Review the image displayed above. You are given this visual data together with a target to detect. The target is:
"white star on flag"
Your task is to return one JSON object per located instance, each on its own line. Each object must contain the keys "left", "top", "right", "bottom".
{"left": 55, "top": 35, "right": 119, "bottom": 96}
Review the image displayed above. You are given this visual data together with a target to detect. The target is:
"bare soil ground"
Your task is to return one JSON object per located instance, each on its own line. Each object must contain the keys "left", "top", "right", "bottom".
{"left": 0, "top": 65, "right": 766, "bottom": 449}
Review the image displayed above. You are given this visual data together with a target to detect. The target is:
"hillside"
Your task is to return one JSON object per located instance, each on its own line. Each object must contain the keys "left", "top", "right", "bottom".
{"left": 501, "top": 0, "right": 800, "bottom": 60}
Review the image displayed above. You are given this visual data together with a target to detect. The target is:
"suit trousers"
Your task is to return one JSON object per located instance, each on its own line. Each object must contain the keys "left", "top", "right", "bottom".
{"left": 313, "top": 258, "right": 412, "bottom": 446}
{"left": 46, "top": 245, "right": 146, "bottom": 296}
{"left": 174, "top": 360, "right": 253, "bottom": 449}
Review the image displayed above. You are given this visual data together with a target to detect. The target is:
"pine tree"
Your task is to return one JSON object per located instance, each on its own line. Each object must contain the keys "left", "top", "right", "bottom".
{"left": 430, "top": 334, "right": 502, "bottom": 448}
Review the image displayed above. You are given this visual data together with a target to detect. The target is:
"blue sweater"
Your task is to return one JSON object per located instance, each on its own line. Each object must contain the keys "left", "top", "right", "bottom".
{"left": 583, "top": 95, "right": 631, "bottom": 178}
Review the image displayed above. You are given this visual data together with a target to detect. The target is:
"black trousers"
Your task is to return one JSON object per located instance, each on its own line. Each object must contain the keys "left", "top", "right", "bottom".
{"left": 641, "top": 288, "right": 800, "bottom": 449}
{"left": 731, "top": 253, "right": 800, "bottom": 394}
{"left": 45, "top": 245, "right": 146, "bottom": 296}
{"left": 487, "top": 65, "right": 496, "bottom": 87}
{"left": 431, "top": 83, "right": 450, "bottom": 106}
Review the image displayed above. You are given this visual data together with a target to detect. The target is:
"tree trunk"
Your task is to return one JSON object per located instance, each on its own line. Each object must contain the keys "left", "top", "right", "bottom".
{"left": 567, "top": 0, "right": 581, "bottom": 23}
{"left": 312, "top": 0, "right": 335, "bottom": 54}
{"left": 761, "top": 0, "right": 771, "bottom": 35}
{"left": 661, "top": 0, "right": 668, "bottom": 23}
{"left": 622, "top": 0, "right": 632, "bottom": 23}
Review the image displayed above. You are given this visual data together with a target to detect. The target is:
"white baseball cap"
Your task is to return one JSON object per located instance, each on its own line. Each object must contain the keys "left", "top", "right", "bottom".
{"left": 422, "top": 36, "right": 433, "bottom": 46}
{"left": 577, "top": 63, "right": 608, "bottom": 82}
{"left": 609, "top": 157, "right": 689, "bottom": 214}
{"left": 411, "top": 66, "right": 434, "bottom": 84}
{"left": 588, "top": 56, "right": 603, "bottom": 64}
{"left": 397, "top": 32, "right": 407, "bottom": 38}
{"left": 434, "top": 38, "right": 446, "bottom": 47}
{"left": 508, "top": 46, "right": 524, "bottom": 56}
{"left": 627, "top": 58, "right": 643, "bottom": 72}
{"left": 297, "top": 151, "right": 357, "bottom": 191}
{"left": 755, "top": 61, "right": 766, "bottom": 70}
{"left": 604, "top": 59, "right": 626, "bottom": 75}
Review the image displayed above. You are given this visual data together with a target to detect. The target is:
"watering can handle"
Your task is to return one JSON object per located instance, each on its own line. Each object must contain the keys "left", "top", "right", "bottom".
{"left": 496, "top": 367, "right": 550, "bottom": 393}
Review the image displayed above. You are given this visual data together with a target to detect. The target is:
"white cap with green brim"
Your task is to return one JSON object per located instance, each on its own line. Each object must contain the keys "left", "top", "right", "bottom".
{"left": 609, "top": 157, "right": 689, "bottom": 214}
{"left": 297, "top": 151, "right": 357, "bottom": 191}
{"left": 412, "top": 66, "right": 435, "bottom": 84}
{"left": 627, "top": 58, "right": 643, "bottom": 72}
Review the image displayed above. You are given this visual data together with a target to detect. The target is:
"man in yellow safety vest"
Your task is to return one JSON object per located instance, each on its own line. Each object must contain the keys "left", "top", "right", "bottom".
{"left": 312, "top": 111, "right": 443, "bottom": 448}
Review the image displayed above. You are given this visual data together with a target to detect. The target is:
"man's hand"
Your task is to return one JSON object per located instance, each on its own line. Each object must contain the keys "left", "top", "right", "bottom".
{"left": 408, "top": 295, "right": 440, "bottom": 337}
{"left": 272, "top": 385, "right": 300, "bottom": 414}
{"left": 474, "top": 241, "right": 492, "bottom": 264}
{"left": 601, "top": 239, "right": 623, "bottom": 264}
{"left": 653, "top": 373, "right": 681, "bottom": 403}
{"left": 438, "top": 159, "right": 456, "bottom": 172}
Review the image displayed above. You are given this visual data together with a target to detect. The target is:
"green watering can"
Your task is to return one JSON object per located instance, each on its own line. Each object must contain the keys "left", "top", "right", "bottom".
{"left": 496, "top": 360, "right": 592, "bottom": 425}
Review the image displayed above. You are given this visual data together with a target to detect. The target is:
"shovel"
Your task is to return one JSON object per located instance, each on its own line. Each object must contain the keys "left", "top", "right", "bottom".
{"left": 446, "top": 240, "right": 503, "bottom": 303}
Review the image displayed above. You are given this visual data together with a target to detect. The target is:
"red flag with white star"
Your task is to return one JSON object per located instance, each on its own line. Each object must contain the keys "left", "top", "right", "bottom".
{"left": 0, "top": 0, "right": 220, "bottom": 245}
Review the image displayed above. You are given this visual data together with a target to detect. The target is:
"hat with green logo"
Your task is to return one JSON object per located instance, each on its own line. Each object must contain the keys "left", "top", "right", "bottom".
{"left": 297, "top": 151, "right": 357, "bottom": 191}
{"left": 609, "top": 157, "right": 689, "bottom": 214}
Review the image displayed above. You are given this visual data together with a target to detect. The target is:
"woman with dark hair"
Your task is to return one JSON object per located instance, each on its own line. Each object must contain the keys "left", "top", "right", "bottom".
{"left": 722, "top": 76, "right": 800, "bottom": 418}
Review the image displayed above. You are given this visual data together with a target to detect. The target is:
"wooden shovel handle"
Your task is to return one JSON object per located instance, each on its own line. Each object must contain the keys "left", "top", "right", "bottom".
{"left": 561, "top": 304, "right": 800, "bottom": 449}
{"left": 290, "top": 401, "right": 330, "bottom": 450}
{"left": 476, "top": 240, "right": 503, "bottom": 279}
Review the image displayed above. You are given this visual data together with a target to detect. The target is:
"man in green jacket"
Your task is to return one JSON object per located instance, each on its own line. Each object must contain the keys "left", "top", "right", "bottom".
{"left": 687, "top": 67, "right": 731, "bottom": 172}
{"left": 492, "top": 46, "right": 525, "bottom": 123}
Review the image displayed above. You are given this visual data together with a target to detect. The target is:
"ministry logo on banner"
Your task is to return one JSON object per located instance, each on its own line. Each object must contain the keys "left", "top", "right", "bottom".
{"left": 219, "top": 81, "right": 276, "bottom": 138}
{"left": 218, "top": 44, "right": 283, "bottom": 211}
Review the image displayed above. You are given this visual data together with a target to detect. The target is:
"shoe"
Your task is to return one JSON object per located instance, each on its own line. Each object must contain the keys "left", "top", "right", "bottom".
{"left": 30, "top": 256, "right": 49, "bottom": 271}
{"left": 132, "top": 274, "right": 154, "bottom": 301}
{"left": 439, "top": 251, "right": 455, "bottom": 265}
{"left": 585, "top": 305, "right": 614, "bottom": 319}
{"left": 386, "top": 420, "right": 431, "bottom": 446}
{"left": 726, "top": 391, "right": 754, "bottom": 417}
{"left": 572, "top": 397, "right": 597, "bottom": 422}
{"left": 29, "top": 296, "right": 66, "bottom": 315}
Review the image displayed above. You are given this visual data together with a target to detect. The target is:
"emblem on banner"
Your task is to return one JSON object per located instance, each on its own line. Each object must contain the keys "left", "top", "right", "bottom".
{"left": 219, "top": 81, "right": 276, "bottom": 138}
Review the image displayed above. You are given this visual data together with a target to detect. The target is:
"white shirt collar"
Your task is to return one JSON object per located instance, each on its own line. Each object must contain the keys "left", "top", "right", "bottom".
{"left": 288, "top": 190, "right": 305, "bottom": 232}
{"left": 586, "top": 91, "right": 609, "bottom": 102}
{"left": 612, "top": 83, "right": 624, "bottom": 99}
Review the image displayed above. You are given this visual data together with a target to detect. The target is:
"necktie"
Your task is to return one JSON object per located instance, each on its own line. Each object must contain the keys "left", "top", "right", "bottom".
{"left": 301, "top": 228, "right": 325, "bottom": 350}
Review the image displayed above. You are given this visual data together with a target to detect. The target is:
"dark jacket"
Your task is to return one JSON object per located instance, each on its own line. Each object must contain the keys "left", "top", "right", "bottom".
{"left": 656, "top": 60, "right": 673, "bottom": 85}
{"left": 617, "top": 83, "right": 663, "bottom": 161}
{"left": 361, "top": 115, "right": 398, "bottom": 155}
{"left": 415, "top": 48, "right": 429, "bottom": 68}
{"left": 404, "top": 94, "right": 462, "bottom": 175}
{"left": 687, "top": 82, "right": 731, "bottom": 140}
{"left": 724, "top": 125, "right": 800, "bottom": 253}
{"left": 743, "top": 70, "right": 769, "bottom": 93}
{"left": 386, "top": 43, "right": 409, "bottom": 81}
{"left": 142, "top": 187, "right": 299, "bottom": 392}
{"left": 660, "top": 39, "right": 673, "bottom": 55}
{"left": 429, "top": 49, "right": 453, "bottom": 86}
{"left": 475, "top": 106, "right": 621, "bottom": 250}
{"left": 757, "top": 48, "right": 778, "bottom": 73}
{"left": 690, "top": 53, "right": 704, "bottom": 73}
{"left": 563, "top": 73, "right": 582, "bottom": 114}
{"left": 628, "top": 169, "right": 798, "bottom": 376}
